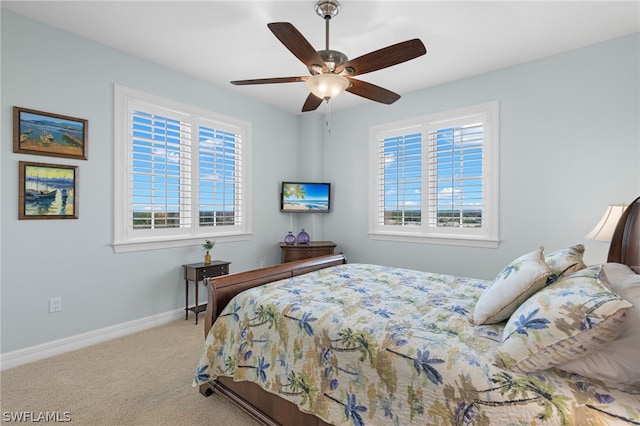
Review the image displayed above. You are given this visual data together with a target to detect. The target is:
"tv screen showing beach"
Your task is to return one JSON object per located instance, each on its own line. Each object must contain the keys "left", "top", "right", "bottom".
{"left": 281, "top": 182, "right": 330, "bottom": 212}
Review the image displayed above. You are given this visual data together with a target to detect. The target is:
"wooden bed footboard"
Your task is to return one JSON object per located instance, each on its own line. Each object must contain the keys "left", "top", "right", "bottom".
{"left": 199, "top": 253, "right": 346, "bottom": 426}
{"left": 202, "top": 253, "right": 347, "bottom": 338}
{"left": 199, "top": 377, "right": 331, "bottom": 426}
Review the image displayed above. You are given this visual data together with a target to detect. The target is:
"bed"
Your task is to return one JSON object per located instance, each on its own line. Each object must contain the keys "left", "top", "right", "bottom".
{"left": 194, "top": 196, "right": 640, "bottom": 426}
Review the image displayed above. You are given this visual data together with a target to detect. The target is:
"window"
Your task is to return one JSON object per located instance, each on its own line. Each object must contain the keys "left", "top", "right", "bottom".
{"left": 369, "top": 102, "right": 498, "bottom": 247}
{"left": 114, "top": 85, "right": 251, "bottom": 253}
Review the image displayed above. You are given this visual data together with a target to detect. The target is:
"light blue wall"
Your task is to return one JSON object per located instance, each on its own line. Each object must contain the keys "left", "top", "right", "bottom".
{"left": 1, "top": 11, "right": 298, "bottom": 353}
{"left": 1, "top": 9, "right": 638, "bottom": 355}
{"left": 323, "top": 33, "right": 639, "bottom": 278}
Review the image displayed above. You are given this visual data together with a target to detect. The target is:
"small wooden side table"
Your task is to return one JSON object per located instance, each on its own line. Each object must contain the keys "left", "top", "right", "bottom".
{"left": 183, "top": 260, "right": 231, "bottom": 324}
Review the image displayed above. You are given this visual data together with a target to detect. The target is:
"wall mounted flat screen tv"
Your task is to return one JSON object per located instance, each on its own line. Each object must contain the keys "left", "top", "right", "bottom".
{"left": 281, "top": 182, "right": 331, "bottom": 213}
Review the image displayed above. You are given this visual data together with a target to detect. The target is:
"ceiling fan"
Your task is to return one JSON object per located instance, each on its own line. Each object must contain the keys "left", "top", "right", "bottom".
{"left": 231, "top": 0, "right": 427, "bottom": 112}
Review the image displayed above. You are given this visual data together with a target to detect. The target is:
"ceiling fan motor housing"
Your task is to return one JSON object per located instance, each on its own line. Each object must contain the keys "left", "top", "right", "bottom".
{"left": 315, "top": 0, "right": 340, "bottom": 19}
{"left": 317, "top": 49, "right": 349, "bottom": 73}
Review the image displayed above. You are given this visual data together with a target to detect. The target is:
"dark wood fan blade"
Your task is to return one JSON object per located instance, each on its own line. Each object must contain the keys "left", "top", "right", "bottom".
{"left": 231, "top": 77, "right": 306, "bottom": 85}
{"left": 346, "top": 78, "right": 401, "bottom": 104}
{"left": 268, "top": 22, "right": 327, "bottom": 72}
{"left": 302, "top": 93, "right": 324, "bottom": 112}
{"left": 336, "top": 39, "right": 426, "bottom": 76}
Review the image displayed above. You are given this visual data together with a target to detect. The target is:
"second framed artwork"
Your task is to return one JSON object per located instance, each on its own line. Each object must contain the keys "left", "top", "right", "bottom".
{"left": 18, "top": 161, "right": 79, "bottom": 220}
{"left": 13, "top": 106, "right": 88, "bottom": 160}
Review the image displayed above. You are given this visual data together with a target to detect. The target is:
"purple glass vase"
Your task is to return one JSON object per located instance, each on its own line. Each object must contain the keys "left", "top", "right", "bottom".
{"left": 284, "top": 231, "right": 296, "bottom": 245}
{"left": 296, "top": 229, "right": 310, "bottom": 244}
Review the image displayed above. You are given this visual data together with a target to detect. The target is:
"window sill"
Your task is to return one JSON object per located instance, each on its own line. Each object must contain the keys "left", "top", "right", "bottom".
{"left": 368, "top": 232, "right": 499, "bottom": 248}
{"left": 112, "top": 233, "right": 252, "bottom": 253}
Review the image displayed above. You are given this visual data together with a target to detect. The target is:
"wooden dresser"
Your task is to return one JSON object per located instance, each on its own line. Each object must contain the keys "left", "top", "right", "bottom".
{"left": 279, "top": 241, "right": 337, "bottom": 263}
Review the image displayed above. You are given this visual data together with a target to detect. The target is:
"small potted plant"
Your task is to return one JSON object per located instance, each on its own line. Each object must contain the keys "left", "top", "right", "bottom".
{"left": 202, "top": 239, "right": 215, "bottom": 265}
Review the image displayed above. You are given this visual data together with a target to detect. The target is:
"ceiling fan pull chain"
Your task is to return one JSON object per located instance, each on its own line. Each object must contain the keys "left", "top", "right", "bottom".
{"left": 326, "top": 100, "right": 332, "bottom": 136}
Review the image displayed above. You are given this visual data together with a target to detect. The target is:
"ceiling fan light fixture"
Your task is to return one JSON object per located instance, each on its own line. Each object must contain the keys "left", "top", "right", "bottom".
{"left": 233, "top": 1, "right": 426, "bottom": 112}
{"left": 305, "top": 73, "right": 350, "bottom": 100}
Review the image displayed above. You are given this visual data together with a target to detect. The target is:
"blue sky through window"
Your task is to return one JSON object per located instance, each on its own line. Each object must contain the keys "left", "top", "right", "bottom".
{"left": 382, "top": 125, "right": 483, "bottom": 227}
{"left": 199, "top": 125, "right": 239, "bottom": 218}
{"left": 434, "top": 126, "right": 483, "bottom": 215}
{"left": 131, "top": 112, "right": 184, "bottom": 216}
{"left": 130, "top": 111, "right": 240, "bottom": 228}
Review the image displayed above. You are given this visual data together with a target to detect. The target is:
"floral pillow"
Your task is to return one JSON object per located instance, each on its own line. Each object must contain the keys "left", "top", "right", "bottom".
{"left": 471, "top": 247, "right": 552, "bottom": 325}
{"left": 495, "top": 266, "right": 632, "bottom": 373}
{"left": 544, "top": 243, "right": 586, "bottom": 278}
{"left": 558, "top": 263, "right": 640, "bottom": 385}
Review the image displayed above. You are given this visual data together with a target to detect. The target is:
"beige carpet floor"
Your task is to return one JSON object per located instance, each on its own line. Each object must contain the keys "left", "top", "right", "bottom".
{"left": 1, "top": 318, "right": 259, "bottom": 425}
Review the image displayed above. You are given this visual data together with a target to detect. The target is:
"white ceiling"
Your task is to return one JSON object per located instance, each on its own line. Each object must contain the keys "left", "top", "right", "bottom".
{"left": 3, "top": 1, "right": 639, "bottom": 114}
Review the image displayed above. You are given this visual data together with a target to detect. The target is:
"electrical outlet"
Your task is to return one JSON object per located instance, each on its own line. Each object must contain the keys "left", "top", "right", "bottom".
{"left": 260, "top": 260, "right": 266, "bottom": 268}
{"left": 49, "top": 297, "right": 62, "bottom": 313}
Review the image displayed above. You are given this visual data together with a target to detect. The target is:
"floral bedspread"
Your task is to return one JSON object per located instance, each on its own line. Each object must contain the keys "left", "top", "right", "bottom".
{"left": 194, "top": 264, "right": 640, "bottom": 425}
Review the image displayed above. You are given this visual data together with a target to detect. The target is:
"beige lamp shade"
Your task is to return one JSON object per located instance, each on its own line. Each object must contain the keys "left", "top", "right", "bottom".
{"left": 585, "top": 204, "right": 627, "bottom": 242}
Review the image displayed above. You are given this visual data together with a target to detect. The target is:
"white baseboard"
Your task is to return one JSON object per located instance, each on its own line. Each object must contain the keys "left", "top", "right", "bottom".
{"left": 0, "top": 309, "right": 184, "bottom": 371}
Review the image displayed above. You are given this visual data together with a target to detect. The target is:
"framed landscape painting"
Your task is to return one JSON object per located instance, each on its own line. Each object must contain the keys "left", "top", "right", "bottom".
{"left": 13, "top": 106, "right": 88, "bottom": 160}
{"left": 19, "top": 161, "right": 78, "bottom": 220}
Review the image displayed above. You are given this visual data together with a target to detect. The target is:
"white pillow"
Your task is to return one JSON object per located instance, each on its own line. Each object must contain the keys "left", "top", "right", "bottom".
{"left": 471, "top": 247, "right": 552, "bottom": 324}
{"left": 557, "top": 263, "right": 640, "bottom": 385}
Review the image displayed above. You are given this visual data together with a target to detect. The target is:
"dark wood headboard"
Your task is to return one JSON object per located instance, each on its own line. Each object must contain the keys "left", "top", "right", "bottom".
{"left": 608, "top": 195, "right": 640, "bottom": 273}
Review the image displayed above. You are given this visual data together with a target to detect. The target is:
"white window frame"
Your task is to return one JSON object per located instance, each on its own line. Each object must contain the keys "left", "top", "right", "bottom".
{"left": 113, "top": 85, "right": 252, "bottom": 253}
{"left": 369, "top": 101, "right": 499, "bottom": 248}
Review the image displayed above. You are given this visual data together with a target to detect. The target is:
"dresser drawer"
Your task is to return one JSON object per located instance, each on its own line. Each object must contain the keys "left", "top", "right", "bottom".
{"left": 196, "top": 264, "right": 229, "bottom": 280}
{"left": 279, "top": 241, "right": 337, "bottom": 263}
{"left": 284, "top": 247, "right": 333, "bottom": 262}
{"left": 184, "top": 262, "right": 230, "bottom": 282}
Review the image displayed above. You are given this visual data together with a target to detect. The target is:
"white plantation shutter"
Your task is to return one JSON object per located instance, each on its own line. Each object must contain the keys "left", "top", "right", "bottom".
{"left": 130, "top": 105, "right": 193, "bottom": 231}
{"left": 198, "top": 121, "right": 244, "bottom": 228}
{"left": 369, "top": 102, "right": 498, "bottom": 247}
{"left": 427, "top": 118, "right": 485, "bottom": 229}
{"left": 114, "top": 85, "right": 251, "bottom": 252}
{"left": 376, "top": 129, "right": 422, "bottom": 227}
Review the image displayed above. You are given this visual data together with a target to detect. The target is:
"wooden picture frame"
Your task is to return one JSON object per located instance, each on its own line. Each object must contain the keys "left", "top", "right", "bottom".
{"left": 13, "top": 106, "right": 88, "bottom": 160}
{"left": 19, "top": 161, "right": 79, "bottom": 220}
